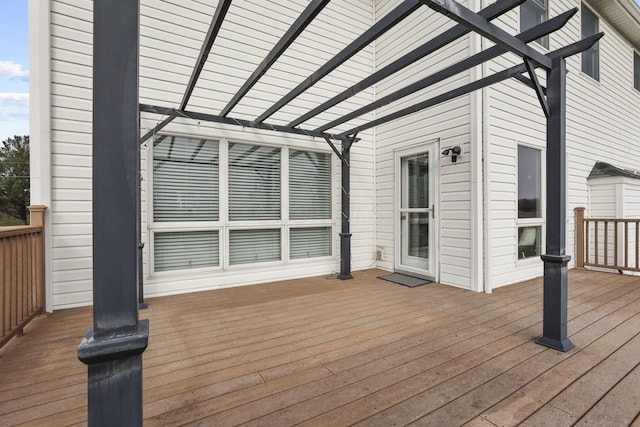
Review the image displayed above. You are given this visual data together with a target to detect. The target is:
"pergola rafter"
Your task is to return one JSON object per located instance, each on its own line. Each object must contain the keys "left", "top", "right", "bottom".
{"left": 82, "top": 0, "right": 605, "bottom": 424}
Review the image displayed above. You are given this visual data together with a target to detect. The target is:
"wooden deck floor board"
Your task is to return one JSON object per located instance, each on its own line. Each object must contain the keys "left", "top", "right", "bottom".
{"left": 1, "top": 268, "right": 639, "bottom": 426}
{"left": 404, "top": 289, "right": 640, "bottom": 426}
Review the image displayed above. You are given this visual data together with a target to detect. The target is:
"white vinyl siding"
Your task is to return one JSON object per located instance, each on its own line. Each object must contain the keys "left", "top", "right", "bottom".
{"left": 485, "top": 0, "right": 640, "bottom": 288}
{"left": 374, "top": 0, "right": 474, "bottom": 289}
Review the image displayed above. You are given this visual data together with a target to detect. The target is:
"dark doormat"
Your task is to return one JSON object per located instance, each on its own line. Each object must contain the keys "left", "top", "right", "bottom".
{"left": 379, "top": 273, "right": 432, "bottom": 288}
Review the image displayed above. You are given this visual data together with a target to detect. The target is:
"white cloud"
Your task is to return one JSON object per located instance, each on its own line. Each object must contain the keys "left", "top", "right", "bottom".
{"left": 0, "top": 93, "right": 29, "bottom": 122}
{"left": 0, "top": 61, "right": 29, "bottom": 81}
{"left": 0, "top": 92, "right": 29, "bottom": 106}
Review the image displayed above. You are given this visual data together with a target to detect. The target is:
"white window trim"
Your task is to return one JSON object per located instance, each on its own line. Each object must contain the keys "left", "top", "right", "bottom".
{"left": 147, "top": 133, "right": 338, "bottom": 276}
{"left": 515, "top": 143, "right": 546, "bottom": 265}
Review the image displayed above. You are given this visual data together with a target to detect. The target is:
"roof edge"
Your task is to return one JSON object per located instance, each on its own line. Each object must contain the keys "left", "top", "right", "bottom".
{"left": 588, "top": 161, "right": 640, "bottom": 180}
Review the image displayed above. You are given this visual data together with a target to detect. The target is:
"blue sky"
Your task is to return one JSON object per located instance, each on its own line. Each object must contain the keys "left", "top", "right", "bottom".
{"left": 0, "top": 1, "right": 29, "bottom": 141}
{"left": 1, "top": 1, "right": 639, "bottom": 141}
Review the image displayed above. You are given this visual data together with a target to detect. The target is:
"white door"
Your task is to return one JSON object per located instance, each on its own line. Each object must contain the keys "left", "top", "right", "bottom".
{"left": 396, "top": 145, "right": 437, "bottom": 279}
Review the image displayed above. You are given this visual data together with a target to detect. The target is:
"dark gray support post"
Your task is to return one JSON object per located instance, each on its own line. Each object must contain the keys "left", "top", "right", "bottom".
{"left": 339, "top": 136, "right": 356, "bottom": 280}
{"left": 537, "top": 56, "right": 573, "bottom": 352}
{"left": 77, "top": 1, "right": 149, "bottom": 425}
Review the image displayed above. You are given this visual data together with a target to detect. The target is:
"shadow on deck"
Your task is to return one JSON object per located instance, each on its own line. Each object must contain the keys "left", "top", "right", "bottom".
{"left": 1, "top": 268, "right": 639, "bottom": 426}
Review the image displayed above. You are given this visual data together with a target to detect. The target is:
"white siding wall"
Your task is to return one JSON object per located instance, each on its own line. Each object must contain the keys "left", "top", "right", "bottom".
{"left": 42, "top": 0, "right": 640, "bottom": 307}
{"left": 47, "top": 0, "right": 376, "bottom": 308}
{"left": 373, "top": 0, "right": 476, "bottom": 289}
{"left": 49, "top": 1, "right": 93, "bottom": 308}
{"left": 485, "top": 0, "right": 640, "bottom": 288}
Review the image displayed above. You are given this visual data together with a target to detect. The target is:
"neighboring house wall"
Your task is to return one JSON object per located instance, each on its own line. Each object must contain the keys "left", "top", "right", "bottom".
{"left": 483, "top": 0, "right": 640, "bottom": 288}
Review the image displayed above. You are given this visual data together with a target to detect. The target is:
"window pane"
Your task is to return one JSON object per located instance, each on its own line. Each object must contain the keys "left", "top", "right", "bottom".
{"left": 229, "top": 229, "right": 281, "bottom": 265}
{"left": 154, "top": 231, "right": 219, "bottom": 271}
{"left": 408, "top": 212, "right": 429, "bottom": 259}
{"left": 290, "top": 227, "right": 332, "bottom": 259}
{"left": 153, "top": 136, "right": 218, "bottom": 222}
{"left": 581, "top": 4, "right": 599, "bottom": 80}
{"left": 635, "top": 51, "right": 640, "bottom": 92}
{"left": 518, "top": 146, "right": 541, "bottom": 219}
{"left": 290, "top": 150, "right": 331, "bottom": 219}
{"left": 521, "top": 0, "right": 548, "bottom": 48}
{"left": 518, "top": 226, "right": 542, "bottom": 259}
{"left": 229, "top": 143, "right": 281, "bottom": 220}
{"left": 406, "top": 154, "right": 429, "bottom": 209}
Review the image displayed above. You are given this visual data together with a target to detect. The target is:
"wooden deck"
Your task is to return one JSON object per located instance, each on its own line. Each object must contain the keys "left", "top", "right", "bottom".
{"left": 1, "top": 268, "right": 640, "bottom": 426}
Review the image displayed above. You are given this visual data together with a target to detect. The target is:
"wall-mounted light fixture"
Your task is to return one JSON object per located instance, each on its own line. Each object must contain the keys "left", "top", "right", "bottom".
{"left": 442, "top": 145, "right": 462, "bottom": 163}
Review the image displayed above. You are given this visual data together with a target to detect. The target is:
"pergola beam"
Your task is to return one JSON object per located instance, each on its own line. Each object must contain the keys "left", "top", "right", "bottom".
{"left": 180, "top": 0, "right": 232, "bottom": 111}
{"left": 419, "top": 0, "right": 552, "bottom": 70}
{"left": 254, "top": 0, "right": 423, "bottom": 123}
{"left": 525, "top": 57, "right": 550, "bottom": 118}
{"left": 220, "top": 0, "right": 330, "bottom": 117}
{"left": 317, "top": 8, "right": 575, "bottom": 132}
{"left": 140, "top": 104, "right": 350, "bottom": 142}
{"left": 140, "top": 111, "right": 178, "bottom": 144}
{"left": 287, "top": 0, "right": 526, "bottom": 128}
{"left": 340, "top": 33, "right": 602, "bottom": 137}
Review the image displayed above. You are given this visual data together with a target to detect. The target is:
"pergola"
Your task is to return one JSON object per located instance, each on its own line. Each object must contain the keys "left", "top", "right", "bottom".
{"left": 76, "top": 0, "right": 603, "bottom": 424}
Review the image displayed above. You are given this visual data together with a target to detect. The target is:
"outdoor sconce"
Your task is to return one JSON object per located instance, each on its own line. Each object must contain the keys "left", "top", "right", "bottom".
{"left": 442, "top": 145, "right": 462, "bottom": 163}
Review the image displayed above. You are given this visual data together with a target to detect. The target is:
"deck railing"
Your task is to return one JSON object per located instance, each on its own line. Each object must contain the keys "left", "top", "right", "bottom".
{"left": 575, "top": 207, "right": 640, "bottom": 273}
{"left": 1, "top": 206, "right": 47, "bottom": 348}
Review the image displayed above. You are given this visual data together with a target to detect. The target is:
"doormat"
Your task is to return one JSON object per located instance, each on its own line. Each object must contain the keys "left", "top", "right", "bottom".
{"left": 379, "top": 273, "right": 432, "bottom": 288}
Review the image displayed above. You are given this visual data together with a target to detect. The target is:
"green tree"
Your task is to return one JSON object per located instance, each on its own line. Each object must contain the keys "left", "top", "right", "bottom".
{"left": 0, "top": 135, "right": 30, "bottom": 223}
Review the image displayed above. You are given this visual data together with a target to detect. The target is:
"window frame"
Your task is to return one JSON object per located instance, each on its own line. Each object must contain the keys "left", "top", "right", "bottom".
{"left": 520, "top": 0, "right": 549, "bottom": 49}
{"left": 148, "top": 134, "right": 336, "bottom": 276}
{"left": 581, "top": 3, "right": 600, "bottom": 81}
{"left": 516, "top": 143, "right": 546, "bottom": 263}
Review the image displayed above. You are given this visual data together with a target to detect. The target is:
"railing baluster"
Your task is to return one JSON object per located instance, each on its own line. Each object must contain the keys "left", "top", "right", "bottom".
{"left": 585, "top": 220, "right": 590, "bottom": 264}
{"left": 614, "top": 221, "right": 618, "bottom": 268}
{"left": 593, "top": 221, "right": 598, "bottom": 264}
{"left": 624, "top": 221, "right": 629, "bottom": 269}
{"left": 604, "top": 221, "right": 609, "bottom": 266}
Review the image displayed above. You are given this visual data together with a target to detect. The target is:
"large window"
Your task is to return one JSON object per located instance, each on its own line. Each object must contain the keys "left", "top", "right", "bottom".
{"left": 521, "top": 0, "right": 548, "bottom": 49}
{"left": 151, "top": 136, "right": 333, "bottom": 273}
{"left": 517, "top": 145, "right": 543, "bottom": 260}
{"left": 581, "top": 3, "right": 599, "bottom": 81}
{"left": 634, "top": 51, "right": 640, "bottom": 92}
